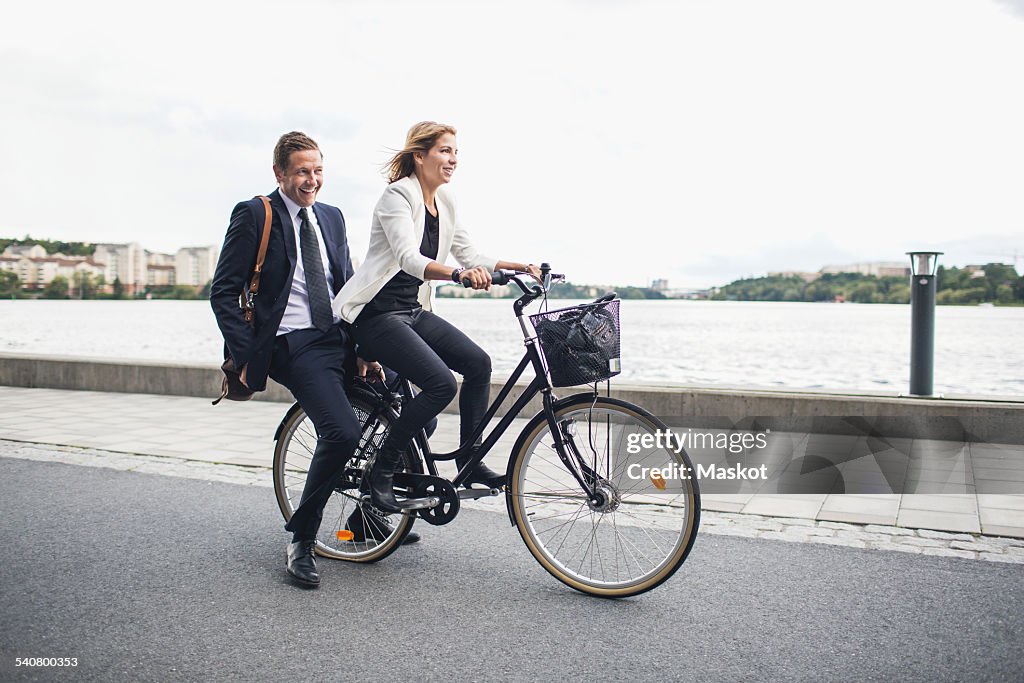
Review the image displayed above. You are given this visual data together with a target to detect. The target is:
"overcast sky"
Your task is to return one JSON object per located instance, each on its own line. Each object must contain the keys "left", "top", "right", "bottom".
{"left": 2, "top": 0, "right": 1022, "bottom": 287}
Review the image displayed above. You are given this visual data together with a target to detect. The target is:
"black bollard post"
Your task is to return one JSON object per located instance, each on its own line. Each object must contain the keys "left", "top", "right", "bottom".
{"left": 907, "top": 251, "right": 942, "bottom": 396}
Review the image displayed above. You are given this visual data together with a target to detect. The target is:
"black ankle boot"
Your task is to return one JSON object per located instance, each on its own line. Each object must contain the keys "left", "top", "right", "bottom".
{"left": 366, "top": 445, "right": 419, "bottom": 513}
{"left": 457, "top": 449, "right": 507, "bottom": 488}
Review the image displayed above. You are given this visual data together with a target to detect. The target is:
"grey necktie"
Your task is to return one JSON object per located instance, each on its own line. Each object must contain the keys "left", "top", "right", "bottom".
{"left": 298, "top": 207, "right": 333, "bottom": 332}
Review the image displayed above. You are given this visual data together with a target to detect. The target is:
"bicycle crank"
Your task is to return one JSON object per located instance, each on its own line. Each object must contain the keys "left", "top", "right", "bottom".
{"left": 359, "top": 492, "right": 441, "bottom": 511}
{"left": 395, "top": 472, "right": 461, "bottom": 526}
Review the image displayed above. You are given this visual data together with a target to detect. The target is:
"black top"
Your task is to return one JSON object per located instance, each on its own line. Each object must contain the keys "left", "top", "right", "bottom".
{"left": 358, "top": 206, "right": 440, "bottom": 320}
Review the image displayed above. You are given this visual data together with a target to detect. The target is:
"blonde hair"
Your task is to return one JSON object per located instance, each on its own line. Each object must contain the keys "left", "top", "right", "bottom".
{"left": 383, "top": 121, "right": 457, "bottom": 183}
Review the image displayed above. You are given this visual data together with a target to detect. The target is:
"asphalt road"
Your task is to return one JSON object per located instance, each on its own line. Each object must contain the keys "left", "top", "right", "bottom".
{"left": 1, "top": 456, "right": 1021, "bottom": 682}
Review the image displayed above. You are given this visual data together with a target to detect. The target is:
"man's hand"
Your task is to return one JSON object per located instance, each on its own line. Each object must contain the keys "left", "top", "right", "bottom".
{"left": 356, "top": 358, "right": 385, "bottom": 383}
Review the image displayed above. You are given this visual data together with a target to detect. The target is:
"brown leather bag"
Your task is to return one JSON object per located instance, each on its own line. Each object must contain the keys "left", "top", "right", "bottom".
{"left": 213, "top": 196, "right": 273, "bottom": 406}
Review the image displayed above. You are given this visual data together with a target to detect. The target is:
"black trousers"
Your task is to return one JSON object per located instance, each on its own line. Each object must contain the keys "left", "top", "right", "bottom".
{"left": 270, "top": 324, "right": 360, "bottom": 542}
{"left": 351, "top": 308, "right": 491, "bottom": 453}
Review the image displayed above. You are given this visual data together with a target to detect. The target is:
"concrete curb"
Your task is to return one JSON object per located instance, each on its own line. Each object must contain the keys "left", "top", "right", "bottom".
{"left": 2, "top": 352, "right": 1023, "bottom": 443}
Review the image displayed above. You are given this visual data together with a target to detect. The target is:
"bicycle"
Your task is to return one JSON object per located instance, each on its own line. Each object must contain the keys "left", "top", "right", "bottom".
{"left": 273, "top": 265, "right": 701, "bottom": 597}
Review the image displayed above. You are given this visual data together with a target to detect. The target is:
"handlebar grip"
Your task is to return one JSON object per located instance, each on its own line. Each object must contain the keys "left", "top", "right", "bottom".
{"left": 462, "top": 270, "right": 512, "bottom": 287}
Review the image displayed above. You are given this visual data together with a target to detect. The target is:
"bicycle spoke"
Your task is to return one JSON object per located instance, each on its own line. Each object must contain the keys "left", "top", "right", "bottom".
{"left": 512, "top": 402, "right": 699, "bottom": 594}
{"left": 274, "top": 400, "right": 412, "bottom": 562}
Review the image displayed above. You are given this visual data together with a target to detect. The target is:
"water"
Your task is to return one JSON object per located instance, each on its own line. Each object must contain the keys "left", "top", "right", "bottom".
{"left": 1, "top": 299, "right": 1021, "bottom": 397}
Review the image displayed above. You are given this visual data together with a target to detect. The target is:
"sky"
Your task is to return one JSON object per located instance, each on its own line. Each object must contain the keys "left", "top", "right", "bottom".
{"left": 2, "top": 0, "right": 1022, "bottom": 288}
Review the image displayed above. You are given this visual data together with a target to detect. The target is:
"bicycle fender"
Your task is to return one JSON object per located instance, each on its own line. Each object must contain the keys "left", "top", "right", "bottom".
{"left": 503, "top": 392, "right": 646, "bottom": 525}
{"left": 272, "top": 384, "right": 390, "bottom": 441}
{"left": 273, "top": 402, "right": 304, "bottom": 441}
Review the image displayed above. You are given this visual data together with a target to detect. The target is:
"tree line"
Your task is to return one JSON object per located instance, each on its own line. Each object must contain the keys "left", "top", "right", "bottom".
{"left": 712, "top": 264, "right": 1023, "bottom": 304}
{"left": 0, "top": 236, "right": 95, "bottom": 256}
{"left": 0, "top": 272, "right": 210, "bottom": 300}
{"left": 437, "top": 281, "right": 666, "bottom": 300}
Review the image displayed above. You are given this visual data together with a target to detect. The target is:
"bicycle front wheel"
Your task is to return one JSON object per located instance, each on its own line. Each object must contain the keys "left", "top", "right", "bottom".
{"left": 508, "top": 396, "right": 700, "bottom": 597}
{"left": 272, "top": 395, "right": 417, "bottom": 562}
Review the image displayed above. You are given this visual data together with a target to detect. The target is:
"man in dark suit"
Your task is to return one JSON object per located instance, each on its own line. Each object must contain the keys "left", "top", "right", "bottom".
{"left": 210, "top": 131, "right": 416, "bottom": 588}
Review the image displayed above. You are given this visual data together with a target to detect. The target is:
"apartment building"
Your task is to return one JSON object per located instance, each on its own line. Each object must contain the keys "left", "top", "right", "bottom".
{"left": 175, "top": 246, "right": 219, "bottom": 287}
{"left": 0, "top": 249, "right": 105, "bottom": 292}
{"left": 2, "top": 242, "right": 219, "bottom": 294}
{"left": 93, "top": 242, "right": 146, "bottom": 294}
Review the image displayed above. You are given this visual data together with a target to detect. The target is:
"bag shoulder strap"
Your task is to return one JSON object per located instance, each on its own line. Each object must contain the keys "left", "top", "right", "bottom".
{"left": 248, "top": 196, "right": 273, "bottom": 296}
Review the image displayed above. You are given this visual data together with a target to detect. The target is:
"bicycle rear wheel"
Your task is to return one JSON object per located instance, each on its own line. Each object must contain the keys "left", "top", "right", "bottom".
{"left": 508, "top": 396, "right": 700, "bottom": 597}
{"left": 272, "top": 395, "right": 417, "bottom": 562}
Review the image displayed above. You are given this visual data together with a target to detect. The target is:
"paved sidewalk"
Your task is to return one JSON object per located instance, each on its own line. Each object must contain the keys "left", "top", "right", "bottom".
{"left": 4, "top": 440, "right": 1024, "bottom": 563}
{"left": 0, "top": 385, "right": 1022, "bottom": 538}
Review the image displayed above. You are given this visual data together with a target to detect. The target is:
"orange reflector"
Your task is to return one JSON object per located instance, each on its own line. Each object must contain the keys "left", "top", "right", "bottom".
{"left": 336, "top": 530, "right": 354, "bottom": 541}
{"left": 650, "top": 472, "right": 666, "bottom": 490}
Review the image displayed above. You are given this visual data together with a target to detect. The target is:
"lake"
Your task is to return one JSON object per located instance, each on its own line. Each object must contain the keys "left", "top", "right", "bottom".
{"left": 1, "top": 298, "right": 1021, "bottom": 398}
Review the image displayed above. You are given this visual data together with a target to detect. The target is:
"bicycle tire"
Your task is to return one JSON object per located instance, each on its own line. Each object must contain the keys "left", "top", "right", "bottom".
{"left": 272, "top": 394, "right": 418, "bottom": 563}
{"left": 508, "top": 395, "right": 700, "bottom": 597}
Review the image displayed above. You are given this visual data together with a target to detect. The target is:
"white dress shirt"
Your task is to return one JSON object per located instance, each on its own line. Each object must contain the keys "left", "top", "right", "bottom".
{"left": 277, "top": 190, "right": 340, "bottom": 335}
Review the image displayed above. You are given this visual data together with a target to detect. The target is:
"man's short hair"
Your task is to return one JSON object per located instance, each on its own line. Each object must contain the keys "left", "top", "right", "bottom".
{"left": 273, "top": 131, "right": 321, "bottom": 171}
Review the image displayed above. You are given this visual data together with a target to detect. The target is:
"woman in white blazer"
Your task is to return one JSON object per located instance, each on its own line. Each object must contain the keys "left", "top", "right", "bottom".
{"left": 333, "top": 121, "right": 540, "bottom": 513}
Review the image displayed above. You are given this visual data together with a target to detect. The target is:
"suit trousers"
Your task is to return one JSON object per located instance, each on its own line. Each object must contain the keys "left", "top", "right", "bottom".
{"left": 271, "top": 324, "right": 361, "bottom": 541}
{"left": 351, "top": 308, "right": 491, "bottom": 453}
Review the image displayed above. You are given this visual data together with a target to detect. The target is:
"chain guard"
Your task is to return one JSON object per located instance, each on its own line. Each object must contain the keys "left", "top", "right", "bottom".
{"left": 393, "top": 472, "right": 460, "bottom": 526}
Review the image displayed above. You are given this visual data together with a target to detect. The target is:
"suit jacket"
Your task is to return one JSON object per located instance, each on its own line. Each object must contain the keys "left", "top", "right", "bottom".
{"left": 210, "top": 189, "right": 354, "bottom": 392}
{"left": 332, "top": 174, "right": 497, "bottom": 323}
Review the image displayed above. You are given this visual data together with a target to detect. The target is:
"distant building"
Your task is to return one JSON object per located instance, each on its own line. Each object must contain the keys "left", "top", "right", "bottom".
{"left": 658, "top": 287, "right": 710, "bottom": 299}
{"left": 147, "top": 264, "right": 177, "bottom": 287}
{"left": 146, "top": 250, "right": 176, "bottom": 266}
{"left": 963, "top": 264, "right": 991, "bottom": 279}
{"left": 651, "top": 278, "right": 670, "bottom": 292}
{"left": 146, "top": 251, "right": 178, "bottom": 287}
{"left": 0, "top": 255, "right": 30, "bottom": 283}
{"left": 820, "top": 262, "right": 910, "bottom": 278}
{"left": 175, "top": 246, "right": 219, "bottom": 287}
{"left": 93, "top": 242, "right": 146, "bottom": 294}
{"left": 0, "top": 247, "right": 105, "bottom": 292}
{"left": 2, "top": 244, "right": 47, "bottom": 259}
{"left": 768, "top": 270, "right": 820, "bottom": 283}
{"left": 1, "top": 241, "right": 217, "bottom": 295}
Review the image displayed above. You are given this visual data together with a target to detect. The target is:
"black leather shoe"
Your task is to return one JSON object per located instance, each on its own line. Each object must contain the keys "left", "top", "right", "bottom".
{"left": 286, "top": 540, "right": 320, "bottom": 587}
{"left": 346, "top": 507, "right": 420, "bottom": 545}
{"left": 366, "top": 446, "right": 421, "bottom": 513}
{"left": 457, "top": 450, "right": 507, "bottom": 488}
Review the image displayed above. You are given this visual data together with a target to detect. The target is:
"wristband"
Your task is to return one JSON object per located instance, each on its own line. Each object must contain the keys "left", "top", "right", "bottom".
{"left": 451, "top": 267, "right": 465, "bottom": 283}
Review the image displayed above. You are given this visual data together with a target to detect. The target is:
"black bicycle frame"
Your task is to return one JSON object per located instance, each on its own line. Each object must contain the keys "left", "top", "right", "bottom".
{"left": 390, "top": 285, "right": 602, "bottom": 501}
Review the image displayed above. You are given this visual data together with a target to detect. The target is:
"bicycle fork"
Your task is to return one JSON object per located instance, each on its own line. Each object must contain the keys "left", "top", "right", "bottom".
{"left": 542, "top": 394, "right": 601, "bottom": 504}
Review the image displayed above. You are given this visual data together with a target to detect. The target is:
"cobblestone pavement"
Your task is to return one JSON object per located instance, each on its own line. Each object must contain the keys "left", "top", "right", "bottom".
{"left": 5, "top": 439, "right": 1022, "bottom": 565}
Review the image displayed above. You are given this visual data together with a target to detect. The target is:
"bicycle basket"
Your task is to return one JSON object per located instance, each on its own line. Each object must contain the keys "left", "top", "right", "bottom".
{"left": 529, "top": 299, "right": 621, "bottom": 387}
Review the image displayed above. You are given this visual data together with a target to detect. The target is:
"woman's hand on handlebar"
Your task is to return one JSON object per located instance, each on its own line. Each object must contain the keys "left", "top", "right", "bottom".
{"left": 461, "top": 266, "right": 492, "bottom": 290}
{"left": 524, "top": 263, "right": 543, "bottom": 283}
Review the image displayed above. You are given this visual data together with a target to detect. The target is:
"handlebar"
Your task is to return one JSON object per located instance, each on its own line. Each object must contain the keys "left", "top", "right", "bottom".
{"left": 460, "top": 270, "right": 564, "bottom": 291}
{"left": 457, "top": 262, "right": 612, "bottom": 316}
{"left": 460, "top": 266, "right": 612, "bottom": 307}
